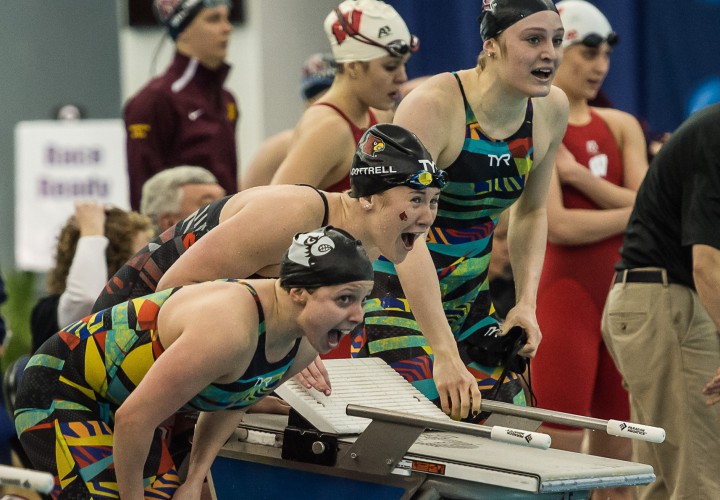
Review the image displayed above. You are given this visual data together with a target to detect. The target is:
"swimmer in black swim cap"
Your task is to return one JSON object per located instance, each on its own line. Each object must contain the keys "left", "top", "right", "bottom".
{"left": 479, "top": 0, "right": 559, "bottom": 41}
{"left": 350, "top": 124, "right": 448, "bottom": 198}
{"left": 358, "top": 0, "right": 567, "bottom": 422}
{"left": 280, "top": 226, "right": 374, "bottom": 289}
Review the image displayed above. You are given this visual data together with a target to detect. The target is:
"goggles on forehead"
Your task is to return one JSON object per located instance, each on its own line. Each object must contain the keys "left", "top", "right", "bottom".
{"left": 334, "top": 8, "right": 419, "bottom": 58}
{"left": 394, "top": 169, "right": 449, "bottom": 190}
{"left": 580, "top": 31, "right": 619, "bottom": 48}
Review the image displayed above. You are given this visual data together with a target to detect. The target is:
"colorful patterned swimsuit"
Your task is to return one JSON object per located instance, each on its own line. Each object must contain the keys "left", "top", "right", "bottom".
{"left": 353, "top": 72, "right": 534, "bottom": 406}
{"left": 93, "top": 186, "right": 330, "bottom": 312}
{"left": 93, "top": 195, "right": 232, "bottom": 312}
{"left": 15, "top": 280, "right": 300, "bottom": 499}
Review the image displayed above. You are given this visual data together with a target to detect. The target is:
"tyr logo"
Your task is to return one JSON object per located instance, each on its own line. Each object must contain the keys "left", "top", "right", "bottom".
{"left": 488, "top": 153, "right": 511, "bottom": 167}
{"left": 418, "top": 159, "right": 437, "bottom": 172}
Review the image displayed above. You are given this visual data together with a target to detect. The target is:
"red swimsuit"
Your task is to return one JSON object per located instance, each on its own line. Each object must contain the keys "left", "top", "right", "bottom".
{"left": 532, "top": 110, "right": 630, "bottom": 426}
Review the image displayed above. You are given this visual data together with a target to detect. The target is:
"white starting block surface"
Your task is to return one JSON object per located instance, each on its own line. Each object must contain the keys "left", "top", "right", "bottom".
{"left": 215, "top": 358, "right": 655, "bottom": 500}
{"left": 270, "top": 358, "right": 655, "bottom": 494}
{"left": 275, "top": 358, "right": 451, "bottom": 434}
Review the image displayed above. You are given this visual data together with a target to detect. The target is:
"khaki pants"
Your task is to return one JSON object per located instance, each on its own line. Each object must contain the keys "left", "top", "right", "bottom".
{"left": 602, "top": 278, "right": 720, "bottom": 499}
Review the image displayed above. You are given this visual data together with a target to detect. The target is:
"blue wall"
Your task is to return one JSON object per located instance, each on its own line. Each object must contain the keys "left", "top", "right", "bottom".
{"left": 387, "top": 0, "right": 720, "bottom": 133}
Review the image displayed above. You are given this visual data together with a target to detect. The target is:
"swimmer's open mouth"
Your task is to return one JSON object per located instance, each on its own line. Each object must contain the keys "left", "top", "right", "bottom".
{"left": 328, "top": 328, "right": 352, "bottom": 347}
{"left": 328, "top": 329, "right": 341, "bottom": 347}
{"left": 532, "top": 68, "right": 553, "bottom": 79}
{"left": 401, "top": 232, "right": 419, "bottom": 249}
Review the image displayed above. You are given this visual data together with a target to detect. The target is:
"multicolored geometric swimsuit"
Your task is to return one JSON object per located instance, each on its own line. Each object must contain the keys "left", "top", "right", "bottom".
{"left": 93, "top": 186, "right": 329, "bottom": 312}
{"left": 15, "top": 280, "right": 300, "bottom": 499}
{"left": 353, "top": 72, "right": 534, "bottom": 407}
{"left": 93, "top": 195, "right": 232, "bottom": 312}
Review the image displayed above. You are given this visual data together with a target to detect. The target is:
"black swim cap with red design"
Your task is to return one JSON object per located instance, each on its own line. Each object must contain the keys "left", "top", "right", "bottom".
{"left": 349, "top": 124, "right": 447, "bottom": 198}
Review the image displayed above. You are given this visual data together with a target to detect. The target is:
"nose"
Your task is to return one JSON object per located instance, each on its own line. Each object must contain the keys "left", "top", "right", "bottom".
{"left": 395, "top": 64, "right": 408, "bottom": 84}
{"left": 594, "top": 53, "right": 610, "bottom": 76}
{"left": 541, "top": 40, "right": 560, "bottom": 62}
{"left": 417, "top": 202, "right": 435, "bottom": 227}
{"left": 347, "top": 302, "right": 365, "bottom": 325}
{"left": 222, "top": 15, "right": 233, "bottom": 33}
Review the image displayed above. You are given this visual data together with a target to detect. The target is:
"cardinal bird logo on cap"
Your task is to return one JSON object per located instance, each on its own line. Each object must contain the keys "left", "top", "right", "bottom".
{"left": 288, "top": 231, "right": 335, "bottom": 267}
{"left": 482, "top": 0, "right": 497, "bottom": 13}
{"left": 361, "top": 133, "right": 386, "bottom": 157}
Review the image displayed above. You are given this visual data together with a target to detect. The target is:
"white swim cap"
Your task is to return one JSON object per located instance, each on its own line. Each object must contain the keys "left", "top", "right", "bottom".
{"left": 324, "top": 0, "right": 418, "bottom": 63}
{"left": 557, "top": 0, "right": 617, "bottom": 48}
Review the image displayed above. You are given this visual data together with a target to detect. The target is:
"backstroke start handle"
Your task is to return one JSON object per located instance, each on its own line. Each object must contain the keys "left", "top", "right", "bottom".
{"left": 606, "top": 419, "right": 665, "bottom": 443}
{"left": 481, "top": 400, "right": 666, "bottom": 443}
{"left": 346, "top": 404, "right": 551, "bottom": 449}
{"left": 0, "top": 465, "right": 54, "bottom": 494}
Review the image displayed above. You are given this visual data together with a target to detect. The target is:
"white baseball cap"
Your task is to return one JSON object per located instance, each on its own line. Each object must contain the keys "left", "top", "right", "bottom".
{"left": 324, "top": 0, "right": 418, "bottom": 63}
{"left": 557, "top": 0, "right": 617, "bottom": 49}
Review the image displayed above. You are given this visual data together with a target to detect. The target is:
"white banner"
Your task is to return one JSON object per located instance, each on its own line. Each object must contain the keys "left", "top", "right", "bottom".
{"left": 14, "top": 120, "right": 129, "bottom": 272}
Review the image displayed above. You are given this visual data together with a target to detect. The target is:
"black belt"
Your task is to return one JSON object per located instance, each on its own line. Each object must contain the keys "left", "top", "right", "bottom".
{"left": 614, "top": 269, "right": 677, "bottom": 285}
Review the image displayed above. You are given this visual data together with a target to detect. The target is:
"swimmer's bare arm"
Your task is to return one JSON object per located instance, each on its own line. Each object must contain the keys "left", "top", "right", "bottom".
{"left": 394, "top": 238, "right": 481, "bottom": 420}
{"left": 157, "top": 187, "right": 326, "bottom": 290}
{"left": 270, "top": 108, "right": 354, "bottom": 190}
{"left": 174, "top": 337, "right": 324, "bottom": 496}
{"left": 391, "top": 76, "right": 481, "bottom": 420}
{"left": 504, "top": 88, "right": 568, "bottom": 357}
{"left": 240, "top": 130, "right": 293, "bottom": 190}
{"left": 175, "top": 410, "right": 246, "bottom": 498}
{"left": 114, "top": 284, "right": 256, "bottom": 498}
{"left": 598, "top": 107, "right": 649, "bottom": 193}
{"left": 557, "top": 109, "right": 647, "bottom": 208}
{"left": 547, "top": 165, "right": 633, "bottom": 245}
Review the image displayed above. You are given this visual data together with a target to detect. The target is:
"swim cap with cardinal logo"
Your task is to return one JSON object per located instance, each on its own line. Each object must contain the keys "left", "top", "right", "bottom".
{"left": 349, "top": 124, "right": 447, "bottom": 198}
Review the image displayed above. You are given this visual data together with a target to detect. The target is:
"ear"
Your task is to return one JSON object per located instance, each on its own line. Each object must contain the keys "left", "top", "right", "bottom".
{"left": 482, "top": 39, "right": 496, "bottom": 55}
{"left": 346, "top": 62, "right": 359, "bottom": 79}
{"left": 358, "top": 195, "right": 374, "bottom": 210}
{"left": 288, "top": 288, "right": 308, "bottom": 305}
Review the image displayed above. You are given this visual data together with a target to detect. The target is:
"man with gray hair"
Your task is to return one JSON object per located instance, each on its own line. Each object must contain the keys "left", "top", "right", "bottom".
{"left": 141, "top": 165, "right": 226, "bottom": 233}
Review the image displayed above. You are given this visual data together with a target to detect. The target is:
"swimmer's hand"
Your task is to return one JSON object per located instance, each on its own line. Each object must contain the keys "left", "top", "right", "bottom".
{"left": 247, "top": 395, "right": 291, "bottom": 415}
{"left": 295, "top": 356, "right": 332, "bottom": 396}
{"left": 171, "top": 480, "right": 203, "bottom": 499}
{"left": 433, "top": 349, "right": 482, "bottom": 420}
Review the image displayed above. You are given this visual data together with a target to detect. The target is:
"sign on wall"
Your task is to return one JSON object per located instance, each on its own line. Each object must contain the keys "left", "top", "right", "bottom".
{"left": 14, "top": 120, "right": 129, "bottom": 271}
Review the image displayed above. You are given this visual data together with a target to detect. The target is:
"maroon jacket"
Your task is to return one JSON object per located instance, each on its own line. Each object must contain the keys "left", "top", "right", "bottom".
{"left": 124, "top": 52, "right": 238, "bottom": 209}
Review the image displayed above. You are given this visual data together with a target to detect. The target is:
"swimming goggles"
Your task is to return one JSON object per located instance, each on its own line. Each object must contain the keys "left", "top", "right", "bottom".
{"left": 399, "top": 170, "right": 449, "bottom": 190}
{"left": 580, "top": 32, "right": 619, "bottom": 48}
{"left": 334, "top": 8, "right": 419, "bottom": 58}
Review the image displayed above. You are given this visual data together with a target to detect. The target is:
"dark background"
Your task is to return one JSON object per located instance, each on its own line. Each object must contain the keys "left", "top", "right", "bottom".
{"left": 387, "top": 0, "right": 720, "bottom": 134}
{"left": 128, "top": 0, "right": 245, "bottom": 26}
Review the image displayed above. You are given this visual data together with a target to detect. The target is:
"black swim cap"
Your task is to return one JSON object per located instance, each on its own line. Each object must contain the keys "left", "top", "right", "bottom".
{"left": 280, "top": 226, "right": 374, "bottom": 289}
{"left": 154, "top": 0, "right": 231, "bottom": 40}
{"left": 349, "top": 124, "right": 447, "bottom": 198}
{"left": 479, "top": 0, "right": 558, "bottom": 41}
